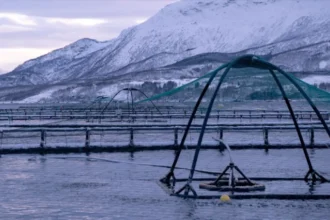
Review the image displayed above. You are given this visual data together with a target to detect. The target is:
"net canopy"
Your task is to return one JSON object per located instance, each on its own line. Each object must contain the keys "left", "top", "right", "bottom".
{"left": 137, "top": 55, "right": 330, "bottom": 110}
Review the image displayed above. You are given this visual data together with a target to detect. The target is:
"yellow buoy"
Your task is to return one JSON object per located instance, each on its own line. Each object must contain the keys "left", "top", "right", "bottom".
{"left": 220, "top": 194, "right": 231, "bottom": 202}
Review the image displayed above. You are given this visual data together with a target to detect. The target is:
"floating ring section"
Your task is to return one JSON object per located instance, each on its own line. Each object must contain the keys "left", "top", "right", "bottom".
{"left": 200, "top": 179, "right": 266, "bottom": 192}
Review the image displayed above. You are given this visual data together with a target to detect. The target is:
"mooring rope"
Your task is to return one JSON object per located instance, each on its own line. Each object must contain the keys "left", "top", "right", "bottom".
{"left": 46, "top": 155, "right": 224, "bottom": 175}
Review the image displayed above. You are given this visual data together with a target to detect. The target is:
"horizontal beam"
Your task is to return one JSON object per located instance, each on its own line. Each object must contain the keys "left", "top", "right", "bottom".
{"left": 0, "top": 144, "right": 328, "bottom": 155}
{"left": 0, "top": 125, "right": 329, "bottom": 133}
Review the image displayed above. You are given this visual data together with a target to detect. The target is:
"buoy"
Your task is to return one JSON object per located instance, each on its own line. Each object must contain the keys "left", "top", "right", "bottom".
{"left": 220, "top": 194, "right": 231, "bottom": 202}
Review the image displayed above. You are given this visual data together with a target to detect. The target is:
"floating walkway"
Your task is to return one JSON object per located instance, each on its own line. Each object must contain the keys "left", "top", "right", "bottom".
{"left": 0, "top": 123, "right": 329, "bottom": 154}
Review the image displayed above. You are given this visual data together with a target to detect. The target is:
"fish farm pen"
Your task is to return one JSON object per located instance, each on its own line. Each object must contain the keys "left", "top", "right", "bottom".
{"left": 0, "top": 106, "right": 330, "bottom": 154}
{"left": 2, "top": 55, "right": 330, "bottom": 202}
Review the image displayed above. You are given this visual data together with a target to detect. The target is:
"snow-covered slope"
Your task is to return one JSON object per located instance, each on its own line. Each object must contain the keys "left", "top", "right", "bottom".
{"left": 1, "top": 0, "right": 330, "bottom": 101}
{"left": 6, "top": 38, "right": 112, "bottom": 84}
{"left": 81, "top": 0, "right": 330, "bottom": 77}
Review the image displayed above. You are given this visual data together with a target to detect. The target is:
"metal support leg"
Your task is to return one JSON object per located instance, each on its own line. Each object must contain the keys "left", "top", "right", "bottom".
{"left": 40, "top": 130, "right": 46, "bottom": 156}
{"left": 129, "top": 128, "right": 134, "bottom": 147}
{"left": 181, "top": 65, "right": 233, "bottom": 197}
{"left": 269, "top": 69, "right": 327, "bottom": 182}
{"left": 213, "top": 166, "right": 230, "bottom": 184}
{"left": 160, "top": 64, "right": 228, "bottom": 185}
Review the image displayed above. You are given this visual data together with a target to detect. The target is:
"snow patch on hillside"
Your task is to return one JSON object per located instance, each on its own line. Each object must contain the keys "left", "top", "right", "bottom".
{"left": 97, "top": 85, "right": 121, "bottom": 97}
{"left": 129, "top": 78, "right": 196, "bottom": 87}
{"left": 319, "top": 61, "right": 328, "bottom": 70}
{"left": 302, "top": 75, "right": 330, "bottom": 85}
{"left": 20, "top": 87, "right": 61, "bottom": 103}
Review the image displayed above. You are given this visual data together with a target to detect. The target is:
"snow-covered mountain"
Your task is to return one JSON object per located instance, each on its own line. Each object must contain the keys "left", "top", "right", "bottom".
{"left": 1, "top": 0, "right": 330, "bottom": 102}
{"left": 2, "top": 38, "right": 111, "bottom": 85}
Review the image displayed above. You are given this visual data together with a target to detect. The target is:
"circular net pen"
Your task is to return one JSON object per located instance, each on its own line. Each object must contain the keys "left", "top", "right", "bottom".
{"left": 84, "top": 88, "right": 163, "bottom": 123}
{"left": 156, "top": 55, "right": 330, "bottom": 200}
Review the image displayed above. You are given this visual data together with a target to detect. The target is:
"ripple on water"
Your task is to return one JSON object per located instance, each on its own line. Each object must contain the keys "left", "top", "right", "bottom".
{"left": 0, "top": 150, "right": 329, "bottom": 219}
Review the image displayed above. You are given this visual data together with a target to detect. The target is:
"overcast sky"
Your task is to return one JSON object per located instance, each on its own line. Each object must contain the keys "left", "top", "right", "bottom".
{"left": 0, "top": 0, "right": 176, "bottom": 72}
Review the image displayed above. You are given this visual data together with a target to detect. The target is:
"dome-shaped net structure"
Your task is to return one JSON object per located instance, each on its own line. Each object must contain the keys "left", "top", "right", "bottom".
{"left": 154, "top": 55, "right": 330, "bottom": 198}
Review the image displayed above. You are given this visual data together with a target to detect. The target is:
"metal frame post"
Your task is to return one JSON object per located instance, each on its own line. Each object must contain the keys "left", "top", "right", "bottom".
{"left": 179, "top": 63, "right": 235, "bottom": 197}
{"left": 129, "top": 128, "right": 134, "bottom": 147}
{"left": 160, "top": 63, "right": 229, "bottom": 184}
{"left": 85, "top": 128, "right": 91, "bottom": 149}
{"left": 174, "top": 127, "right": 179, "bottom": 147}
{"left": 269, "top": 69, "right": 327, "bottom": 182}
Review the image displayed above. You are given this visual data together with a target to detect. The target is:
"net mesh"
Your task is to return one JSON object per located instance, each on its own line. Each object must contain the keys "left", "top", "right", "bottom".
{"left": 136, "top": 65, "right": 330, "bottom": 110}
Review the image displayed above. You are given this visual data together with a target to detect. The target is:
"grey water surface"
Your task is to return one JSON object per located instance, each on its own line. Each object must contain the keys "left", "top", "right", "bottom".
{"left": 0, "top": 149, "right": 330, "bottom": 219}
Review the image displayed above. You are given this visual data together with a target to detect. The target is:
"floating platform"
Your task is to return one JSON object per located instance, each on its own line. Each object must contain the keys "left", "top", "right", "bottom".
{"left": 199, "top": 179, "right": 266, "bottom": 192}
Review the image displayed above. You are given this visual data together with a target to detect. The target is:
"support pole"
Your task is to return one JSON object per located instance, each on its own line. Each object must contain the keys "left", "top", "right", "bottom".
{"left": 138, "top": 90, "right": 163, "bottom": 115}
{"left": 85, "top": 128, "right": 91, "bottom": 149}
{"left": 160, "top": 64, "right": 229, "bottom": 185}
{"left": 130, "top": 88, "right": 134, "bottom": 115}
{"left": 263, "top": 128, "right": 269, "bottom": 147}
{"left": 183, "top": 64, "right": 234, "bottom": 197}
{"left": 218, "top": 129, "right": 224, "bottom": 151}
{"left": 129, "top": 128, "right": 134, "bottom": 147}
{"left": 269, "top": 69, "right": 326, "bottom": 182}
{"left": 40, "top": 130, "right": 46, "bottom": 156}
{"left": 127, "top": 90, "right": 130, "bottom": 117}
{"left": 174, "top": 127, "right": 178, "bottom": 147}
{"left": 40, "top": 130, "right": 46, "bottom": 148}
{"left": 220, "top": 129, "right": 223, "bottom": 140}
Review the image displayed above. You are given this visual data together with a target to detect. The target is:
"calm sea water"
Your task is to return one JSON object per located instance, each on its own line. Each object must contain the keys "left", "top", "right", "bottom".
{"left": 1, "top": 149, "right": 330, "bottom": 219}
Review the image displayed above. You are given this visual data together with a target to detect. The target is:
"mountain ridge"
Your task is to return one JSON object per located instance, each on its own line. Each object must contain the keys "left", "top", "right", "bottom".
{"left": 0, "top": 0, "right": 330, "bottom": 102}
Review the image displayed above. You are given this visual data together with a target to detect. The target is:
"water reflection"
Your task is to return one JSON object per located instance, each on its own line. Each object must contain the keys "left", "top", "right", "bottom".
{"left": 182, "top": 199, "right": 197, "bottom": 219}
{"left": 307, "top": 181, "right": 323, "bottom": 195}
{"left": 129, "top": 151, "right": 135, "bottom": 161}
{"left": 309, "top": 148, "right": 316, "bottom": 157}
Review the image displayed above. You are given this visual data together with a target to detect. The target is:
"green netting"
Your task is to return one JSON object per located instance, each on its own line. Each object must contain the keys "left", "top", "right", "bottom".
{"left": 136, "top": 59, "right": 330, "bottom": 109}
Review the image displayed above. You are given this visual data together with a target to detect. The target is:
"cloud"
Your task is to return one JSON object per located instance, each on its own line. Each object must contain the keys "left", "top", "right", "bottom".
{"left": 0, "top": 12, "right": 37, "bottom": 26}
{"left": 0, "top": 0, "right": 177, "bottom": 71}
{"left": 46, "top": 18, "right": 108, "bottom": 27}
{"left": 0, "top": 12, "right": 110, "bottom": 28}
{"left": 0, "top": 13, "right": 140, "bottom": 71}
{"left": 0, "top": 0, "right": 177, "bottom": 18}
{"left": 0, "top": 24, "right": 35, "bottom": 33}
{"left": 0, "top": 14, "right": 149, "bottom": 48}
